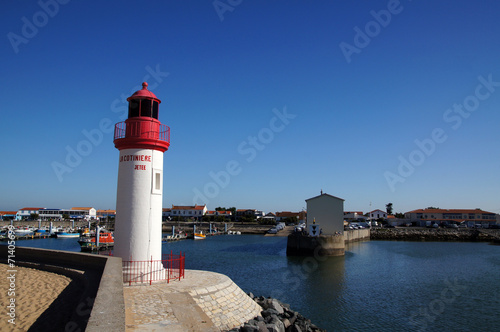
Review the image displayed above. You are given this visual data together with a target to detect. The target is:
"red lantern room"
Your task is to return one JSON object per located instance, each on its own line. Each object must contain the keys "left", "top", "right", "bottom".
{"left": 113, "top": 82, "right": 170, "bottom": 152}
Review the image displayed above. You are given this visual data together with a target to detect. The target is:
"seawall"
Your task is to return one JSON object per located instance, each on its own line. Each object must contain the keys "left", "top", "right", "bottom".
{"left": 0, "top": 246, "right": 125, "bottom": 331}
{"left": 371, "top": 228, "right": 500, "bottom": 241}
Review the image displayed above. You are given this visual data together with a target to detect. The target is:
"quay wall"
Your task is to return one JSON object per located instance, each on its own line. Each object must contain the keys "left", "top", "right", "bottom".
{"left": 0, "top": 246, "right": 125, "bottom": 331}
{"left": 287, "top": 229, "right": 370, "bottom": 256}
{"left": 286, "top": 234, "right": 345, "bottom": 256}
{"left": 344, "top": 228, "right": 370, "bottom": 243}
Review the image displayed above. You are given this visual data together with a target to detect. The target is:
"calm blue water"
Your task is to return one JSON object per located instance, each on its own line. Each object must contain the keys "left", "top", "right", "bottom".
{"left": 13, "top": 235, "right": 500, "bottom": 331}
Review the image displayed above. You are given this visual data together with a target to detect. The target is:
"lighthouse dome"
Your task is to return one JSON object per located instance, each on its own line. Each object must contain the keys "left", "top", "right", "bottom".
{"left": 127, "top": 82, "right": 161, "bottom": 102}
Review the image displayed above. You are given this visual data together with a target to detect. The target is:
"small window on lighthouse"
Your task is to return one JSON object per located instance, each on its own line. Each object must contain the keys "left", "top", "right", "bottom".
{"left": 152, "top": 101, "right": 159, "bottom": 119}
{"left": 129, "top": 100, "right": 140, "bottom": 118}
{"left": 141, "top": 99, "right": 152, "bottom": 117}
{"left": 152, "top": 169, "right": 162, "bottom": 194}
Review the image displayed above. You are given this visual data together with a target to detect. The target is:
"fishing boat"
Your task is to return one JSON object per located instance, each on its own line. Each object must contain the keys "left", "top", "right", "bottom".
{"left": 78, "top": 231, "right": 114, "bottom": 251}
{"left": 194, "top": 231, "right": 206, "bottom": 240}
{"left": 55, "top": 230, "right": 80, "bottom": 238}
{"left": 14, "top": 227, "right": 34, "bottom": 237}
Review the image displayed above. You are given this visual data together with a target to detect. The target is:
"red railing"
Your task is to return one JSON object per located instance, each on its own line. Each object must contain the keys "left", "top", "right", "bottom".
{"left": 114, "top": 121, "right": 170, "bottom": 143}
{"left": 122, "top": 251, "right": 185, "bottom": 285}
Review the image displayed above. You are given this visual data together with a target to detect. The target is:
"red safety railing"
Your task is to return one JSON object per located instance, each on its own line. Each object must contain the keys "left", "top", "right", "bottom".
{"left": 122, "top": 251, "right": 185, "bottom": 285}
{"left": 114, "top": 121, "right": 170, "bottom": 143}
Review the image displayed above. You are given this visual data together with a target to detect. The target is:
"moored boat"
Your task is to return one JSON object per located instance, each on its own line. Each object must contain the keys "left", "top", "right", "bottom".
{"left": 14, "top": 227, "right": 34, "bottom": 237}
{"left": 55, "top": 230, "right": 80, "bottom": 238}
{"left": 78, "top": 232, "right": 114, "bottom": 251}
{"left": 194, "top": 231, "right": 206, "bottom": 240}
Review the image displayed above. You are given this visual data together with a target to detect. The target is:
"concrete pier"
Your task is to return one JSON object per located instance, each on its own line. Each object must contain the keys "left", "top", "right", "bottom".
{"left": 124, "top": 270, "right": 262, "bottom": 331}
{"left": 286, "top": 228, "right": 370, "bottom": 256}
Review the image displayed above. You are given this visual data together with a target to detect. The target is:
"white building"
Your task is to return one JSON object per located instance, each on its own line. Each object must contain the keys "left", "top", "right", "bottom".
{"left": 169, "top": 205, "right": 207, "bottom": 218}
{"left": 38, "top": 207, "right": 96, "bottom": 221}
{"left": 368, "top": 209, "right": 387, "bottom": 220}
{"left": 305, "top": 192, "right": 344, "bottom": 235}
{"left": 16, "top": 207, "right": 45, "bottom": 220}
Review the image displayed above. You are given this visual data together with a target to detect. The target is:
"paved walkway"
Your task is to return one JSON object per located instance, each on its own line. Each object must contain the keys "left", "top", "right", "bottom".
{"left": 123, "top": 270, "right": 262, "bottom": 331}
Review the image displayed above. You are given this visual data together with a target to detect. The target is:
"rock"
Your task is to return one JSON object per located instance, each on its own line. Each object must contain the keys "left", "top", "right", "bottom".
{"left": 266, "top": 322, "right": 285, "bottom": 332}
{"left": 269, "top": 299, "right": 285, "bottom": 314}
{"left": 241, "top": 323, "right": 260, "bottom": 332}
{"left": 282, "top": 318, "right": 291, "bottom": 329}
{"left": 262, "top": 308, "right": 280, "bottom": 318}
{"left": 256, "top": 320, "right": 268, "bottom": 332}
{"left": 248, "top": 292, "right": 255, "bottom": 299}
{"left": 287, "top": 324, "right": 302, "bottom": 332}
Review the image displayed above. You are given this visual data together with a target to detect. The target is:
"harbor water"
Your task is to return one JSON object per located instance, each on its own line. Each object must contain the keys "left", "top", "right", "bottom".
{"left": 13, "top": 235, "right": 500, "bottom": 331}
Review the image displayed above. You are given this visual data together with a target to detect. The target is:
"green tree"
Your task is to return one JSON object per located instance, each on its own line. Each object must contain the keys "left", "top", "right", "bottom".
{"left": 30, "top": 213, "right": 39, "bottom": 220}
{"left": 386, "top": 203, "right": 393, "bottom": 215}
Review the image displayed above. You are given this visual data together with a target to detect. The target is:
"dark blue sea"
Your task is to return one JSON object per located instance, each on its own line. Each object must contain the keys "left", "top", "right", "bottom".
{"left": 13, "top": 235, "right": 500, "bottom": 331}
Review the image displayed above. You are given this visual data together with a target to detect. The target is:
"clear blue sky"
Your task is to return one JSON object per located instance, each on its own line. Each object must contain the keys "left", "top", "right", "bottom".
{"left": 1, "top": 0, "right": 499, "bottom": 215}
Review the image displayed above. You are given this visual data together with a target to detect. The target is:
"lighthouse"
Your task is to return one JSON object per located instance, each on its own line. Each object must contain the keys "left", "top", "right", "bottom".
{"left": 113, "top": 82, "right": 170, "bottom": 270}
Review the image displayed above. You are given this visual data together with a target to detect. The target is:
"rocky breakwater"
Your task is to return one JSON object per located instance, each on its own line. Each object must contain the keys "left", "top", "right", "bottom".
{"left": 371, "top": 228, "right": 500, "bottom": 242}
{"left": 228, "top": 295, "right": 325, "bottom": 332}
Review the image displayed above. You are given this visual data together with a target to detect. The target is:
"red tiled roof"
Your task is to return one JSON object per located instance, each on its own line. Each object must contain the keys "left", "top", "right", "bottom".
{"left": 276, "top": 211, "right": 299, "bottom": 217}
{"left": 19, "top": 207, "right": 44, "bottom": 211}
{"left": 0, "top": 211, "right": 18, "bottom": 215}
{"left": 171, "top": 205, "right": 206, "bottom": 210}
{"left": 406, "top": 208, "right": 495, "bottom": 215}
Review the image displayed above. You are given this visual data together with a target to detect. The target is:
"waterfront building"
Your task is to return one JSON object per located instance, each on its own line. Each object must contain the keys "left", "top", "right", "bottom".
{"left": 168, "top": 205, "right": 207, "bottom": 218}
{"left": 16, "top": 207, "right": 45, "bottom": 220}
{"left": 38, "top": 207, "right": 96, "bottom": 221}
{"left": 113, "top": 82, "right": 170, "bottom": 266}
{"left": 305, "top": 192, "right": 344, "bottom": 235}
{"left": 0, "top": 211, "right": 17, "bottom": 220}
{"left": 404, "top": 208, "right": 499, "bottom": 226}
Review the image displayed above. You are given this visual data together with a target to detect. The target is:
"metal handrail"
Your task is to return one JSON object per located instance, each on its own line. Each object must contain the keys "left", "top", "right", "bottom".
{"left": 122, "top": 251, "right": 185, "bottom": 285}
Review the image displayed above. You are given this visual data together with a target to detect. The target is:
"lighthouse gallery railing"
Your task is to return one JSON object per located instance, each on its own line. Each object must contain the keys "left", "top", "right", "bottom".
{"left": 114, "top": 121, "right": 170, "bottom": 143}
{"left": 122, "top": 251, "right": 185, "bottom": 285}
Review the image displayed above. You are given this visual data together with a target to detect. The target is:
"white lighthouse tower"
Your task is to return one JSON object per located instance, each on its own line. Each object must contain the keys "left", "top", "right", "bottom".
{"left": 113, "top": 82, "right": 170, "bottom": 276}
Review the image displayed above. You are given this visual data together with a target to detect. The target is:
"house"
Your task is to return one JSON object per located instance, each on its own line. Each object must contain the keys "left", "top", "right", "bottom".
{"left": 275, "top": 211, "right": 300, "bottom": 223}
{"left": 235, "top": 209, "right": 263, "bottom": 220}
{"left": 344, "top": 211, "right": 367, "bottom": 221}
{"left": 404, "top": 208, "right": 498, "bottom": 226}
{"left": 368, "top": 209, "right": 387, "bottom": 220}
{"left": 169, "top": 205, "right": 207, "bottom": 219}
{"left": 261, "top": 212, "right": 276, "bottom": 223}
{"left": 305, "top": 192, "right": 344, "bottom": 235}
{"left": 216, "top": 210, "right": 232, "bottom": 217}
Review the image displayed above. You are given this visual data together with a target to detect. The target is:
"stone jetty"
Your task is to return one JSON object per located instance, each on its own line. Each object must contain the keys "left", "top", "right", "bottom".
{"left": 229, "top": 295, "right": 326, "bottom": 332}
{"left": 371, "top": 227, "right": 500, "bottom": 241}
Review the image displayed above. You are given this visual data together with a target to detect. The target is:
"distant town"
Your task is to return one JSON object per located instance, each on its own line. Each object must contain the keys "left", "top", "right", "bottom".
{"left": 1, "top": 205, "right": 499, "bottom": 228}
